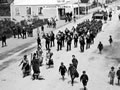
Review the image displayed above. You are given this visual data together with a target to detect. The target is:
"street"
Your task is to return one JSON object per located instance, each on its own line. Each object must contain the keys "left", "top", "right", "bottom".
{"left": 0, "top": 1, "right": 120, "bottom": 90}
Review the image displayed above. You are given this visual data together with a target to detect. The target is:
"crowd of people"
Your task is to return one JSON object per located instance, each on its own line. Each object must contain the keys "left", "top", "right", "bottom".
{"left": 18, "top": 17, "right": 105, "bottom": 90}
{"left": 47, "top": 17, "right": 57, "bottom": 28}
{"left": 0, "top": 19, "right": 34, "bottom": 47}
{"left": 19, "top": 50, "right": 89, "bottom": 89}
{"left": 0, "top": 18, "right": 48, "bottom": 47}
{"left": 43, "top": 19, "right": 103, "bottom": 53}
{"left": 65, "top": 12, "right": 73, "bottom": 23}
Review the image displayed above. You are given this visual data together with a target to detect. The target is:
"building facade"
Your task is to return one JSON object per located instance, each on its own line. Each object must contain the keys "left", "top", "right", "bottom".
{"left": 10, "top": 0, "right": 92, "bottom": 22}
{"left": 10, "top": 0, "right": 68, "bottom": 21}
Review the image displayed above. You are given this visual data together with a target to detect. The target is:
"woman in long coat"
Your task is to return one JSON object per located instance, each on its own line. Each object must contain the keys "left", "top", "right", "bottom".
{"left": 31, "top": 53, "right": 40, "bottom": 79}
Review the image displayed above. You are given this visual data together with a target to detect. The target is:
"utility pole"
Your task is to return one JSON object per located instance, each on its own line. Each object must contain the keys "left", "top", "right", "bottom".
{"left": 78, "top": 0, "right": 80, "bottom": 18}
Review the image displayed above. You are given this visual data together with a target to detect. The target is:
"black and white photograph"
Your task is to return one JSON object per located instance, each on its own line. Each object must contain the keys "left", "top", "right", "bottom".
{"left": 0, "top": 0, "right": 120, "bottom": 90}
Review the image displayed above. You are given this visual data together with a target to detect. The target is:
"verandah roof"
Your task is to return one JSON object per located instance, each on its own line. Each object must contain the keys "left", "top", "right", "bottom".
{"left": 13, "top": 0, "right": 65, "bottom": 5}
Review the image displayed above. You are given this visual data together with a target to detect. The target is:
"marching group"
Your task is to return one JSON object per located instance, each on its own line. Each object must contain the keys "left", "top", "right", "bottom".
{"left": 43, "top": 19, "right": 103, "bottom": 53}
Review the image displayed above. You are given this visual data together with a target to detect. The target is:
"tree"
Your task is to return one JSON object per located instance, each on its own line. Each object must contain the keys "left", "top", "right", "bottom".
{"left": 0, "top": 0, "right": 7, "bottom": 3}
{"left": 7, "top": 0, "right": 14, "bottom": 4}
{"left": 92, "top": 0, "right": 98, "bottom": 6}
{"left": 81, "top": 0, "right": 89, "bottom": 3}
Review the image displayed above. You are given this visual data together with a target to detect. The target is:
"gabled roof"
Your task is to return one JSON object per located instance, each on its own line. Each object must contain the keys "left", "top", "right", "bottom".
{"left": 13, "top": 0, "right": 66, "bottom": 5}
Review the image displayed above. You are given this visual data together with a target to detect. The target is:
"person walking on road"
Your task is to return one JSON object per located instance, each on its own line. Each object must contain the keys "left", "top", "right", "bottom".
{"left": 68, "top": 64, "right": 79, "bottom": 86}
{"left": 116, "top": 67, "right": 120, "bottom": 85}
{"left": 17, "top": 25, "right": 22, "bottom": 39}
{"left": 108, "top": 66, "right": 115, "bottom": 85}
{"left": 46, "top": 49, "right": 54, "bottom": 68}
{"left": 66, "top": 33, "right": 72, "bottom": 51}
{"left": 56, "top": 32, "right": 62, "bottom": 51}
{"left": 31, "top": 53, "right": 40, "bottom": 80}
{"left": 73, "top": 15, "right": 76, "bottom": 23}
{"left": 72, "top": 55, "right": 78, "bottom": 69}
{"left": 22, "top": 27, "right": 27, "bottom": 39}
{"left": 50, "top": 31, "right": 55, "bottom": 47}
{"left": 19, "top": 55, "right": 31, "bottom": 78}
{"left": 97, "top": 41, "right": 103, "bottom": 54}
{"left": 37, "top": 35, "right": 41, "bottom": 47}
{"left": 109, "top": 11, "right": 112, "bottom": 21}
{"left": 41, "top": 25, "right": 44, "bottom": 31}
{"left": 44, "top": 33, "right": 50, "bottom": 50}
{"left": 2, "top": 34, "right": 7, "bottom": 47}
{"left": 79, "top": 36, "right": 85, "bottom": 52}
{"left": 59, "top": 62, "right": 67, "bottom": 80}
{"left": 73, "top": 34, "right": 78, "bottom": 48}
{"left": 109, "top": 35, "right": 113, "bottom": 46}
{"left": 118, "top": 14, "right": 120, "bottom": 20}
{"left": 12, "top": 26, "right": 16, "bottom": 38}
{"left": 80, "top": 71, "right": 89, "bottom": 90}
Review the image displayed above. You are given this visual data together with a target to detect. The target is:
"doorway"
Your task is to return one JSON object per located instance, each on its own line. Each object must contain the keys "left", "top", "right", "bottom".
{"left": 58, "top": 8, "right": 65, "bottom": 20}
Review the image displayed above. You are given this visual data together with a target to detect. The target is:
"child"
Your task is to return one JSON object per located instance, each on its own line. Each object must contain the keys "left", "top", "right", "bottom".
{"left": 108, "top": 66, "right": 115, "bottom": 85}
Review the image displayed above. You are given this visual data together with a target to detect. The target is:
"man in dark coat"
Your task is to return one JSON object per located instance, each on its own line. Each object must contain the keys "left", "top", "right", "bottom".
{"left": 118, "top": 14, "right": 120, "bottom": 20}
{"left": 86, "top": 35, "right": 91, "bottom": 49}
{"left": 72, "top": 55, "right": 78, "bottom": 69}
{"left": 79, "top": 36, "right": 85, "bottom": 52}
{"left": 50, "top": 31, "right": 55, "bottom": 47}
{"left": 56, "top": 33, "right": 62, "bottom": 51}
{"left": 109, "top": 11, "right": 112, "bottom": 21}
{"left": 2, "top": 34, "right": 7, "bottom": 47}
{"left": 73, "top": 34, "right": 78, "bottom": 48}
{"left": 68, "top": 64, "right": 79, "bottom": 86}
{"left": 59, "top": 62, "right": 67, "bottom": 80}
{"left": 31, "top": 53, "right": 40, "bottom": 80}
{"left": 30, "top": 25, "right": 33, "bottom": 37}
{"left": 80, "top": 71, "right": 89, "bottom": 90}
{"left": 61, "top": 32, "right": 65, "bottom": 47}
{"left": 66, "top": 34, "right": 72, "bottom": 51}
{"left": 116, "top": 67, "right": 120, "bottom": 85}
{"left": 45, "top": 33, "right": 50, "bottom": 50}
{"left": 41, "top": 25, "right": 44, "bottom": 31}
{"left": 12, "top": 26, "right": 16, "bottom": 38}
{"left": 97, "top": 41, "right": 103, "bottom": 54}
{"left": 17, "top": 25, "right": 22, "bottom": 39}
{"left": 109, "top": 35, "right": 113, "bottom": 46}
{"left": 22, "top": 27, "right": 27, "bottom": 39}
{"left": 37, "top": 35, "right": 41, "bottom": 47}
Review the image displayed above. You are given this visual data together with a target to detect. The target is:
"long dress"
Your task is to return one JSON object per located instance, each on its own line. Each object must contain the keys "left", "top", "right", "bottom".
{"left": 31, "top": 58, "right": 40, "bottom": 74}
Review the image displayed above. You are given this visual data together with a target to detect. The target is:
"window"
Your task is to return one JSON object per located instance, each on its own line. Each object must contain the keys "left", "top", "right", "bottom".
{"left": 15, "top": 7, "right": 20, "bottom": 16}
{"left": 38, "top": 7, "right": 43, "bottom": 15}
{"left": 26, "top": 7, "right": 31, "bottom": 15}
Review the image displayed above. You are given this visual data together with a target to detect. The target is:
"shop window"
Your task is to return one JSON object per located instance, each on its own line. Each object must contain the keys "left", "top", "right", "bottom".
{"left": 26, "top": 7, "right": 31, "bottom": 15}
